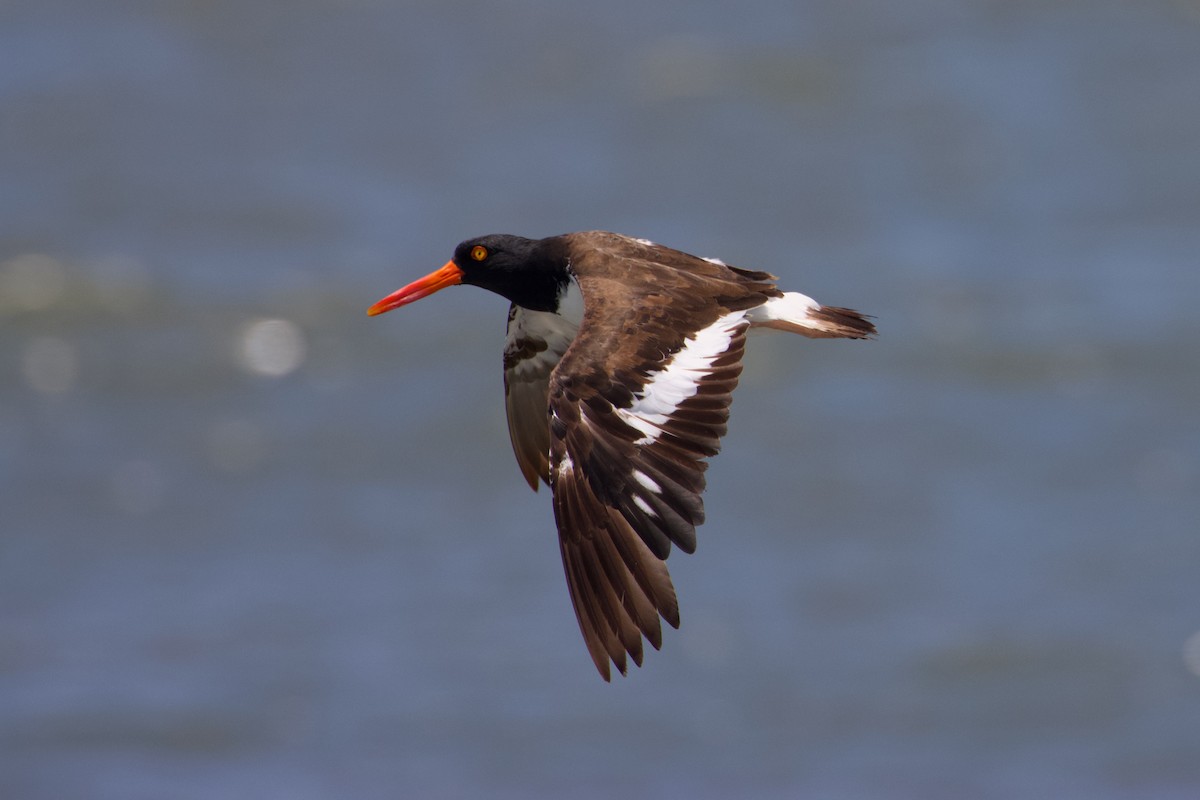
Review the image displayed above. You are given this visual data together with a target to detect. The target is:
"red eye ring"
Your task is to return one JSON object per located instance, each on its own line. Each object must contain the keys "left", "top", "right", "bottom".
{"left": 470, "top": 245, "right": 488, "bottom": 261}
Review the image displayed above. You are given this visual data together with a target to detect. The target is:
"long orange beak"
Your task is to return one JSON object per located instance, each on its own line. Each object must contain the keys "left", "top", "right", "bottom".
{"left": 367, "top": 260, "right": 465, "bottom": 316}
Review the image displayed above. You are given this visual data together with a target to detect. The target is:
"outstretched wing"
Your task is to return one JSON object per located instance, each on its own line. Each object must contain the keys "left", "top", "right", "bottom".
{"left": 548, "top": 287, "right": 752, "bottom": 679}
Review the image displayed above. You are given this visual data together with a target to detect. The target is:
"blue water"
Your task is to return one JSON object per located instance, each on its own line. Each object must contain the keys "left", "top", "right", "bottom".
{"left": 3, "top": 2, "right": 1199, "bottom": 798}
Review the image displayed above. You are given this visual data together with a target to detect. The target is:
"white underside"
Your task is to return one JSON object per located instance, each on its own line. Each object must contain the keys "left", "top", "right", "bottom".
{"left": 505, "top": 309, "right": 577, "bottom": 380}
{"left": 504, "top": 276, "right": 583, "bottom": 381}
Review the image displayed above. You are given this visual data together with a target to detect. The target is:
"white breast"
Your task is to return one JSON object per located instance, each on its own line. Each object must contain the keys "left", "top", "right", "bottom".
{"left": 504, "top": 275, "right": 583, "bottom": 378}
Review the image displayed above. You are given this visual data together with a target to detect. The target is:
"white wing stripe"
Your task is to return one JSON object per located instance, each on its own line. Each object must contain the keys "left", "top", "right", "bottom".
{"left": 632, "top": 495, "right": 657, "bottom": 516}
{"left": 615, "top": 310, "right": 746, "bottom": 444}
{"left": 632, "top": 469, "right": 662, "bottom": 494}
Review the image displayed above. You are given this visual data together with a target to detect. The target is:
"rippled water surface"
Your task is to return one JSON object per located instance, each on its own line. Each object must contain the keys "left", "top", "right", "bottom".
{"left": 3, "top": 2, "right": 1199, "bottom": 798}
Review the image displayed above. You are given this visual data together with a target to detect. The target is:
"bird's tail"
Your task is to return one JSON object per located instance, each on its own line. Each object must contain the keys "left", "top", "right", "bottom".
{"left": 748, "top": 291, "right": 876, "bottom": 339}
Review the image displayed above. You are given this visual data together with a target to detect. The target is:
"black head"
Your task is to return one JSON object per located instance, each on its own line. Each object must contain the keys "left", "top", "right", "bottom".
{"left": 451, "top": 234, "right": 569, "bottom": 312}
{"left": 367, "top": 233, "right": 570, "bottom": 317}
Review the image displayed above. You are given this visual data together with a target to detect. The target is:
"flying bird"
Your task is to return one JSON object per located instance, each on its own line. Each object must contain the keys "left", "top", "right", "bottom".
{"left": 368, "top": 231, "right": 874, "bottom": 679}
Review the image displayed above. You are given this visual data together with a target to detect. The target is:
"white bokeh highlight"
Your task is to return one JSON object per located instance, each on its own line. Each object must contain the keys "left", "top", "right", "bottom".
{"left": 236, "top": 318, "right": 306, "bottom": 377}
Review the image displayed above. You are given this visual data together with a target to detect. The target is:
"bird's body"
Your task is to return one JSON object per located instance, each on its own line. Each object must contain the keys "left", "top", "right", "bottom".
{"left": 369, "top": 231, "right": 874, "bottom": 679}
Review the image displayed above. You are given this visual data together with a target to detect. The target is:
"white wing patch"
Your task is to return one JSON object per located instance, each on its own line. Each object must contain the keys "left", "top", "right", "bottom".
{"left": 632, "top": 469, "right": 661, "bottom": 494}
{"left": 615, "top": 310, "right": 747, "bottom": 445}
{"left": 556, "top": 452, "right": 574, "bottom": 480}
{"left": 632, "top": 495, "right": 656, "bottom": 517}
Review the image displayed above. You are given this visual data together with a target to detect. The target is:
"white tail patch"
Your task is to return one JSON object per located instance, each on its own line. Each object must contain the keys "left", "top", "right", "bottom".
{"left": 615, "top": 310, "right": 746, "bottom": 445}
{"left": 747, "top": 292, "right": 872, "bottom": 338}
{"left": 747, "top": 291, "right": 820, "bottom": 328}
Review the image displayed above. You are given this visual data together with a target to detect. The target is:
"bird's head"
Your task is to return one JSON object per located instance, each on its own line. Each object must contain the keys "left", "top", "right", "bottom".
{"left": 368, "top": 234, "right": 568, "bottom": 316}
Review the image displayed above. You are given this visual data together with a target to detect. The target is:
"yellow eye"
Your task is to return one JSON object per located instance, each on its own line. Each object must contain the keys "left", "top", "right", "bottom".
{"left": 470, "top": 245, "right": 488, "bottom": 262}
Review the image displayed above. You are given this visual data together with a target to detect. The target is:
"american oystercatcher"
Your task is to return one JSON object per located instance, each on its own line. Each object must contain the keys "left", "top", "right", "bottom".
{"left": 369, "top": 231, "right": 875, "bottom": 679}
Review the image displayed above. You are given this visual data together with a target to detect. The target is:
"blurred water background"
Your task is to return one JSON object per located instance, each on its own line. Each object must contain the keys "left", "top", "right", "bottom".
{"left": 3, "top": 1, "right": 1200, "bottom": 798}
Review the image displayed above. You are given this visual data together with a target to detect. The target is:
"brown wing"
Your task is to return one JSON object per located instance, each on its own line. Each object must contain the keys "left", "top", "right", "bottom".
{"left": 547, "top": 239, "right": 764, "bottom": 678}
{"left": 552, "top": 458, "right": 680, "bottom": 679}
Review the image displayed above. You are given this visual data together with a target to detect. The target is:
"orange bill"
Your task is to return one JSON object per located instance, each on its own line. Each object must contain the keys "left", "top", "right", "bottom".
{"left": 367, "top": 260, "right": 464, "bottom": 316}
